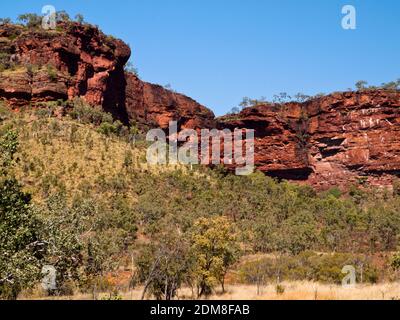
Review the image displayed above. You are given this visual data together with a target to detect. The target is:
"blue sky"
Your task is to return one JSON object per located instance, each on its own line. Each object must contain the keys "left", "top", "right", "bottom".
{"left": 2, "top": 0, "right": 399, "bottom": 115}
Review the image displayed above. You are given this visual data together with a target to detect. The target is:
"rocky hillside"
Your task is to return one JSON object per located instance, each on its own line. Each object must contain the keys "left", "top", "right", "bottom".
{"left": 0, "top": 21, "right": 215, "bottom": 129}
{"left": 1, "top": 21, "right": 400, "bottom": 189}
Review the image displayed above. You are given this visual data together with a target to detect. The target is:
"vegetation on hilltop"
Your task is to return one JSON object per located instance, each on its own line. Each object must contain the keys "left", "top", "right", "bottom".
{"left": 0, "top": 12, "right": 139, "bottom": 87}
{"left": 227, "top": 79, "right": 400, "bottom": 115}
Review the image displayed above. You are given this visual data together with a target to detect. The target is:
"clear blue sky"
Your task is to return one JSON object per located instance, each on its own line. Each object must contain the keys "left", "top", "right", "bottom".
{"left": 2, "top": 0, "right": 399, "bottom": 115}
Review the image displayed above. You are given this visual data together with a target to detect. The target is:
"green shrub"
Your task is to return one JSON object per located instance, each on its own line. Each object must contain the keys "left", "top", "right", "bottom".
{"left": 355, "top": 80, "right": 368, "bottom": 91}
{"left": 0, "top": 130, "right": 45, "bottom": 300}
{"left": 46, "top": 64, "right": 58, "bottom": 82}
{"left": 56, "top": 11, "right": 70, "bottom": 23}
{"left": 276, "top": 284, "right": 285, "bottom": 295}
{"left": 35, "top": 108, "right": 54, "bottom": 118}
{"left": 391, "top": 253, "right": 400, "bottom": 271}
{"left": 97, "top": 122, "right": 117, "bottom": 136}
{"left": 17, "top": 13, "right": 42, "bottom": 28}
{"left": 0, "top": 101, "right": 10, "bottom": 121}
{"left": 325, "top": 187, "right": 342, "bottom": 199}
{"left": 0, "top": 18, "right": 12, "bottom": 25}
{"left": 74, "top": 14, "right": 85, "bottom": 24}
{"left": 124, "top": 61, "right": 139, "bottom": 77}
{"left": 0, "top": 52, "right": 13, "bottom": 71}
{"left": 69, "top": 99, "right": 110, "bottom": 125}
{"left": 101, "top": 292, "right": 123, "bottom": 300}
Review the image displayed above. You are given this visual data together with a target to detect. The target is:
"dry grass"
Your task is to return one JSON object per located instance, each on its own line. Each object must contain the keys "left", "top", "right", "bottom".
{"left": 2, "top": 112, "right": 195, "bottom": 203}
{"left": 15, "top": 116, "right": 142, "bottom": 201}
{"left": 206, "top": 282, "right": 400, "bottom": 300}
{"left": 20, "top": 282, "right": 400, "bottom": 300}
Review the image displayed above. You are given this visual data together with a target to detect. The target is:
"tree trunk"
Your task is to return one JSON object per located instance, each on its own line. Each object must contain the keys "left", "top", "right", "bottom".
{"left": 141, "top": 279, "right": 152, "bottom": 300}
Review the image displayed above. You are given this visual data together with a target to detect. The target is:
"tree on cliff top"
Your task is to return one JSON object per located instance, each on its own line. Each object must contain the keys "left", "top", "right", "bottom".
{"left": 355, "top": 80, "right": 368, "bottom": 90}
{"left": 17, "top": 13, "right": 42, "bottom": 28}
{"left": 0, "top": 18, "right": 12, "bottom": 25}
{"left": 16, "top": 11, "right": 72, "bottom": 29}
{"left": 124, "top": 61, "right": 139, "bottom": 77}
{"left": 74, "top": 14, "right": 85, "bottom": 24}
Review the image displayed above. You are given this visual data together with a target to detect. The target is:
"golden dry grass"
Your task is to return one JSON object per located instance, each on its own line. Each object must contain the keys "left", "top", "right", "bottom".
{"left": 15, "top": 116, "right": 142, "bottom": 201}
{"left": 3, "top": 112, "right": 196, "bottom": 203}
{"left": 206, "top": 282, "right": 400, "bottom": 300}
{"left": 20, "top": 282, "right": 400, "bottom": 300}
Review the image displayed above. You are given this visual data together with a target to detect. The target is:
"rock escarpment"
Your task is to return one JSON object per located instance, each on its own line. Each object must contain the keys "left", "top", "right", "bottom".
{"left": 0, "top": 22, "right": 130, "bottom": 120}
{"left": 124, "top": 73, "right": 215, "bottom": 130}
{"left": 0, "top": 22, "right": 214, "bottom": 128}
{"left": 219, "top": 90, "right": 400, "bottom": 189}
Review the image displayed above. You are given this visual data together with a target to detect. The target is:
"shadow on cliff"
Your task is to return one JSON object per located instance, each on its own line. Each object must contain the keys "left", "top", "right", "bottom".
{"left": 103, "top": 67, "right": 130, "bottom": 125}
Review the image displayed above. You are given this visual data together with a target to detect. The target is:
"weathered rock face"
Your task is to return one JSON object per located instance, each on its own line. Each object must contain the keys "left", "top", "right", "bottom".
{"left": 125, "top": 74, "right": 215, "bottom": 130}
{"left": 0, "top": 23, "right": 214, "bottom": 129}
{"left": 218, "top": 103, "right": 311, "bottom": 179}
{"left": 219, "top": 90, "right": 400, "bottom": 189}
{"left": 306, "top": 90, "right": 400, "bottom": 189}
{"left": 0, "top": 23, "right": 131, "bottom": 120}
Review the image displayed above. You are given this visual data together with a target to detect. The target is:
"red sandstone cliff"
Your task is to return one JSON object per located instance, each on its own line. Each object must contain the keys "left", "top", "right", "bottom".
{"left": 219, "top": 90, "right": 400, "bottom": 189}
{"left": 0, "top": 22, "right": 214, "bottom": 129}
{"left": 124, "top": 73, "right": 215, "bottom": 130}
{"left": 0, "top": 22, "right": 130, "bottom": 119}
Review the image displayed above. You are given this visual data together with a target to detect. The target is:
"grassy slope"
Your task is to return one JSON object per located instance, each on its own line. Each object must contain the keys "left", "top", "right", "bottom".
{"left": 2, "top": 109, "right": 192, "bottom": 204}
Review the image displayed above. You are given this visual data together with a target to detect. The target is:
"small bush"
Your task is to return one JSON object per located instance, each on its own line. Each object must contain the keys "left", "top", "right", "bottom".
{"left": 74, "top": 14, "right": 85, "bottom": 24}
{"left": 17, "top": 13, "right": 42, "bottom": 28}
{"left": 0, "top": 101, "right": 10, "bottom": 121}
{"left": 124, "top": 61, "right": 139, "bottom": 77}
{"left": 56, "top": 11, "right": 70, "bottom": 23}
{"left": 101, "top": 291, "right": 123, "bottom": 300}
{"left": 276, "top": 284, "right": 285, "bottom": 295}
{"left": 0, "top": 18, "right": 12, "bottom": 25}
{"left": 69, "top": 99, "right": 110, "bottom": 125}
{"left": 68, "top": 99, "right": 130, "bottom": 138}
{"left": 325, "top": 187, "right": 342, "bottom": 199}
{"left": 46, "top": 64, "right": 58, "bottom": 82}
{"left": 26, "top": 64, "right": 40, "bottom": 77}
{"left": 35, "top": 108, "right": 53, "bottom": 118}
{"left": 0, "top": 52, "right": 14, "bottom": 71}
{"left": 97, "top": 122, "right": 117, "bottom": 136}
